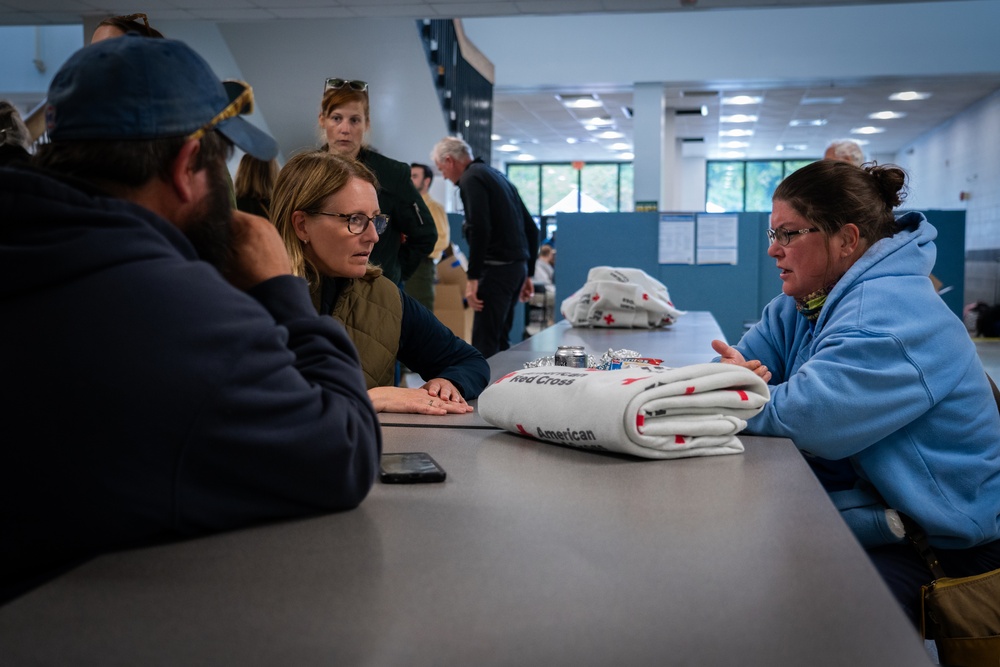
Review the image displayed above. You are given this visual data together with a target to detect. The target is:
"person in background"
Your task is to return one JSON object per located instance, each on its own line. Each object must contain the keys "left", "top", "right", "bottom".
{"left": 532, "top": 243, "right": 556, "bottom": 326}
{"left": 318, "top": 78, "right": 435, "bottom": 286}
{"left": 404, "top": 162, "right": 450, "bottom": 312}
{"left": 234, "top": 153, "right": 278, "bottom": 219}
{"left": 534, "top": 244, "right": 555, "bottom": 288}
{"left": 271, "top": 150, "right": 489, "bottom": 415}
{"left": 0, "top": 101, "right": 31, "bottom": 165}
{"left": 823, "top": 138, "right": 865, "bottom": 167}
{"left": 432, "top": 136, "right": 538, "bottom": 358}
{"left": 712, "top": 160, "right": 1000, "bottom": 626}
{"left": 91, "top": 12, "right": 164, "bottom": 42}
{"left": 0, "top": 36, "right": 380, "bottom": 604}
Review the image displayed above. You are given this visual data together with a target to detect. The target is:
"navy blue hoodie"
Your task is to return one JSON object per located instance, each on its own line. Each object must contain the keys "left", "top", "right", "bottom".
{"left": 0, "top": 165, "right": 381, "bottom": 601}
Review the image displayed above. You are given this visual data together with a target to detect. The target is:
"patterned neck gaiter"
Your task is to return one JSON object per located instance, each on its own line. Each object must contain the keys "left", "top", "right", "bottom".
{"left": 795, "top": 280, "right": 840, "bottom": 322}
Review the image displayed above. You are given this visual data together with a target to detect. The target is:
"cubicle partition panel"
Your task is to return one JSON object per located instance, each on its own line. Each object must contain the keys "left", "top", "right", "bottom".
{"left": 921, "top": 210, "right": 966, "bottom": 317}
{"left": 555, "top": 212, "right": 771, "bottom": 344}
{"left": 555, "top": 210, "right": 965, "bottom": 344}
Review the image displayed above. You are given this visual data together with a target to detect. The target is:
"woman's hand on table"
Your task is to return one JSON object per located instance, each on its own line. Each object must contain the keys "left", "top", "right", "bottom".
{"left": 420, "top": 378, "right": 470, "bottom": 407}
{"left": 711, "top": 339, "right": 773, "bottom": 383}
{"left": 369, "top": 385, "right": 474, "bottom": 414}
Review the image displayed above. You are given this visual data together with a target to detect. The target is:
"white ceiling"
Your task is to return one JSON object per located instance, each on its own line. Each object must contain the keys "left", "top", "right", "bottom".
{"left": 489, "top": 74, "right": 1000, "bottom": 163}
{"left": 0, "top": 0, "right": 945, "bottom": 25}
{"left": 3, "top": 0, "right": 998, "bottom": 163}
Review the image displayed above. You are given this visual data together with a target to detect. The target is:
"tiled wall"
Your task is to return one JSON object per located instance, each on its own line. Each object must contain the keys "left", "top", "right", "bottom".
{"left": 894, "top": 89, "right": 1000, "bottom": 306}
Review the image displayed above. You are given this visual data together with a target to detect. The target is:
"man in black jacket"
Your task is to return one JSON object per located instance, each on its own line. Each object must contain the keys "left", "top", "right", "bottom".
{"left": 432, "top": 137, "right": 539, "bottom": 357}
{"left": 0, "top": 36, "right": 381, "bottom": 603}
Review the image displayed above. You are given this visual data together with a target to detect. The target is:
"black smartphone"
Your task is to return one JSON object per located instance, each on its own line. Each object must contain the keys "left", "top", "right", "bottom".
{"left": 379, "top": 452, "right": 447, "bottom": 484}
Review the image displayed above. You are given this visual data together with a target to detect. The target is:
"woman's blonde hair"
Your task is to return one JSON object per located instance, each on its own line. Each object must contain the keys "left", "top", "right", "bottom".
{"left": 270, "top": 150, "right": 378, "bottom": 287}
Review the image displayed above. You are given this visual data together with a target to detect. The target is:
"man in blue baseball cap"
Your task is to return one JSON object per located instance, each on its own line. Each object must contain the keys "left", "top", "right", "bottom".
{"left": 0, "top": 36, "right": 381, "bottom": 603}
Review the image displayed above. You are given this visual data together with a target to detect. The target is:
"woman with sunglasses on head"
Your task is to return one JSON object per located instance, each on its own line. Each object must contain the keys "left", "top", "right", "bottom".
{"left": 271, "top": 150, "right": 488, "bottom": 415}
{"left": 91, "top": 13, "right": 164, "bottom": 42}
{"left": 712, "top": 159, "right": 1000, "bottom": 627}
{"left": 318, "top": 78, "right": 436, "bottom": 287}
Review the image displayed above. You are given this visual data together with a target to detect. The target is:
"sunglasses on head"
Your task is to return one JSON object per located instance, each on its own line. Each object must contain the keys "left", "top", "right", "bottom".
{"left": 118, "top": 12, "right": 150, "bottom": 28}
{"left": 324, "top": 78, "right": 369, "bottom": 93}
{"left": 187, "top": 80, "right": 254, "bottom": 142}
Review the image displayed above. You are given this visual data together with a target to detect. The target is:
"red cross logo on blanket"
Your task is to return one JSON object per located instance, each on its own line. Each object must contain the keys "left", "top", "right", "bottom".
{"left": 592, "top": 293, "right": 600, "bottom": 302}
{"left": 604, "top": 313, "right": 615, "bottom": 325}
{"left": 496, "top": 371, "right": 517, "bottom": 383}
{"left": 636, "top": 413, "right": 645, "bottom": 434}
{"left": 642, "top": 293, "right": 649, "bottom": 300}
{"left": 620, "top": 377, "right": 644, "bottom": 385}
{"left": 516, "top": 424, "right": 535, "bottom": 439}
{"left": 732, "top": 389, "right": 749, "bottom": 401}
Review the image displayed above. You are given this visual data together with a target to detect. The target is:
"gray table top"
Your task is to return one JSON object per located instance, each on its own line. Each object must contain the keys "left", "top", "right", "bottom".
{"left": 0, "top": 426, "right": 931, "bottom": 666}
{"left": 378, "top": 311, "right": 727, "bottom": 429}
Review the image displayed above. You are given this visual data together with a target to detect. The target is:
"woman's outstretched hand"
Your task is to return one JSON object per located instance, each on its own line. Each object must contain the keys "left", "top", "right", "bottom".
{"left": 711, "top": 339, "right": 773, "bottom": 383}
{"left": 368, "top": 385, "right": 474, "bottom": 415}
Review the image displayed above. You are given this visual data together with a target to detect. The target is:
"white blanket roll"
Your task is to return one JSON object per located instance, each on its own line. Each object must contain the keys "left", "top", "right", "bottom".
{"left": 478, "top": 363, "right": 770, "bottom": 460}
{"left": 560, "top": 266, "right": 686, "bottom": 328}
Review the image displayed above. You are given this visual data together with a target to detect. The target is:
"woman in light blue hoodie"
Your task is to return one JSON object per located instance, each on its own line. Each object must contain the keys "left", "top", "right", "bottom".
{"left": 713, "top": 160, "right": 1000, "bottom": 624}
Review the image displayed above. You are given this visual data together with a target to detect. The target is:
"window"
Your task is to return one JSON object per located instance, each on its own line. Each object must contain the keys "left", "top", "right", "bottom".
{"left": 706, "top": 159, "right": 816, "bottom": 212}
{"left": 506, "top": 162, "right": 634, "bottom": 216}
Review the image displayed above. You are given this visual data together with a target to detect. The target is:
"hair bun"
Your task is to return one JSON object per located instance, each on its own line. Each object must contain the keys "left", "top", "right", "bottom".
{"left": 865, "top": 163, "right": 908, "bottom": 209}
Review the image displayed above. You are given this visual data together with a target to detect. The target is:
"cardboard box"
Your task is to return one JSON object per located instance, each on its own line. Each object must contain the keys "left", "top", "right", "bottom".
{"left": 434, "top": 256, "right": 473, "bottom": 343}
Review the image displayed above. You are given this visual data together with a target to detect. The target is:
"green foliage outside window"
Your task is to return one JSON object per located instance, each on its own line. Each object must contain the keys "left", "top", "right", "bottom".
{"left": 619, "top": 164, "right": 634, "bottom": 212}
{"left": 746, "top": 162, "right": 783, "bottom": 212}
{"left": 707, "top": 159, "right": 819, "bottom": 212}
{"left": 508, "top": 164, "right": 541, "bottom": 217}
{"left": 505, "top": 162, "right": 635, "bottom": 214}
{"left": 541, "top": 165, "right": 576, "bottom": 213}
{"left": 580, "top": 163, "right": 619, "bottom": 211}
{"left": 707, "top": 161, "right": 746, "bottom": 212}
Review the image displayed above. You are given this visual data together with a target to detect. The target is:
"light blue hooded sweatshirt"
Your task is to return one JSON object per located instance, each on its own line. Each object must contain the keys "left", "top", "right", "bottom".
{"left": 735, "top": 212, "right": 1000, "bottom": 549}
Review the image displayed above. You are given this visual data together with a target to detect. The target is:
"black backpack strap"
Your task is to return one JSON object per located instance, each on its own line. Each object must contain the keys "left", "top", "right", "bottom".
{"left": 898, "top": 512, "right": 947, "bottom": 579}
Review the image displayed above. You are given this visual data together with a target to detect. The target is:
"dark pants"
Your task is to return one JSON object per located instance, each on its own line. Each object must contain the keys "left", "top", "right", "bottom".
{"left": 868, "top": 537, "right": 1000, "bottom": 627}
{"left": 403, "top": 257, "right": 435, "bottom": 312}
{"left": 472, "top": 262, "right": 527, "bottom": 358}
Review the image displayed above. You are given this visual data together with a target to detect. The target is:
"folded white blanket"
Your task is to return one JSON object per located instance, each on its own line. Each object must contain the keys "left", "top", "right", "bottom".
{"left": 560, "top": 266, "right": 686, "bottom": 328}
{"left": 479, "top": 363, "right": 770, "bottom": 459}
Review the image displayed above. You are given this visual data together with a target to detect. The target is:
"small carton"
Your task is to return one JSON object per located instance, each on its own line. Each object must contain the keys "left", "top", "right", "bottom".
{"left": 434, "top": 255, "right": 472, "bottom": 343}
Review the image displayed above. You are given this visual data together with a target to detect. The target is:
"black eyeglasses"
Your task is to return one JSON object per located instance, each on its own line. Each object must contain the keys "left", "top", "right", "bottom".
{"left": 324, "top": 78, "right": 369, "bottom": 93}
{"left": 766, "top": 227, "right": 819, "bottom": 246}
{"left": 306, "top": 211, "right": 389, "bottom": 235}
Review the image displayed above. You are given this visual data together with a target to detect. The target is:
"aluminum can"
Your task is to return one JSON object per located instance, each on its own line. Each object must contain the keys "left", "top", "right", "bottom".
{"left": 554, "top": 345, "right": 587, "bottom": 368}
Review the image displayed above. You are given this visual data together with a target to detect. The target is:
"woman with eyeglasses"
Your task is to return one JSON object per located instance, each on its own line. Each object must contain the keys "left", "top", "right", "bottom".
{"left": 712, "top": 159, "right": 1000, "bottom": 627}
{"left": 318, "top": 77, "right": 436, "bottom": 287}
{"left": 271, "top": 150, "right": 488, "bottom": 414}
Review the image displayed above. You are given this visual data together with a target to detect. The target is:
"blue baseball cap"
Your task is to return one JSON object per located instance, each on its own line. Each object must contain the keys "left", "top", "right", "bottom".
{"left": 45, "top": 34, "right": 278, "bottom": 161}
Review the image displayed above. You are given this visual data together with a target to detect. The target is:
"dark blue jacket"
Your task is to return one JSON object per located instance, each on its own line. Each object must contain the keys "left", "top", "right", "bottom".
{"left": 0, "top": 165, "right": 382, "bottom": 602}
{"left": 457, "top": 159, "right": 539, "bottom": 281}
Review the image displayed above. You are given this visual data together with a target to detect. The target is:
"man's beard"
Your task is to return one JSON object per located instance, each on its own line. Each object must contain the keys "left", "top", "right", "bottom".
{"left": 183, "top": 162, "right": 235, "bottom": 273}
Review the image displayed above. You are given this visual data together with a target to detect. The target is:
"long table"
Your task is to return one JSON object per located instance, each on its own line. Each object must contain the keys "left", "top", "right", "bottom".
{"left": 0, "top": 426, "right": 931, "bottom": 665}
{"left": 0, "top": 311, "right": 935, "bottom": 665}
{"left": 378, "top": 311, "right": 726, "bottom": 429}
